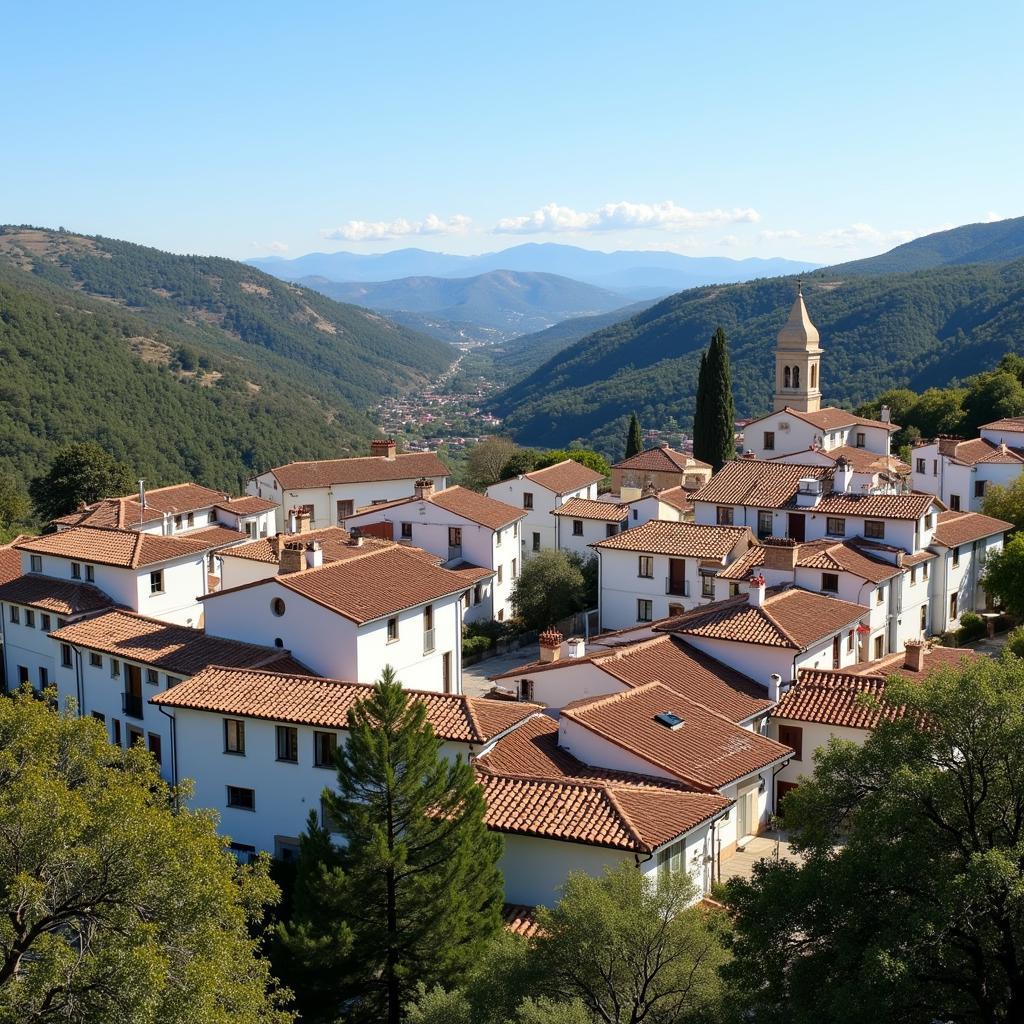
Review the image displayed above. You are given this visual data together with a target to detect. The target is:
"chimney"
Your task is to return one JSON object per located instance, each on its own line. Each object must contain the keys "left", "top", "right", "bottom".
{"left": 762, "top": 537, "right": 799, "bottom": 572}
{"left": 566, "top": 636, "right": 585, "bottom": 659}
{"left": 305, "top": 539, "right": 324, "bottom": 569}
{"left": 269, "top": 533, "right": 285, "bottom": 558}
{"left": 768, "top": 673, "right": 783, "bottom": 702}
{"left": 748, "top": 574, "right": 767, "bottom": 607}
{"left": 833, "top": 456, "right": 853, "bottom": 494}
{"left": 289, "top": 507, "right": 312, "bottom": 534}
{"left": 371, "top": 439, "right": 397, "bottom": 461}
{"left": 880, "top": 405, "right": 891, "bottom": 424}
{"left": 414, "top": 477, "right": 435, "bottom": 501}
{"left": 287, "top": 510, "right": 297, "bottom": 534}
{"left": 539, "top": 629, "right": 563, "bottom": 663}
{"left": 278, "top": 541, "right": 306, "bottom": 575}
{"left": 795, "top": 477, "right": 823, "bottom": 507}
{"left": 903, "top": 640, "right": 926, "bottom": 673}
{"left": 348, "top": 527, "right": 365, "bottom": 547}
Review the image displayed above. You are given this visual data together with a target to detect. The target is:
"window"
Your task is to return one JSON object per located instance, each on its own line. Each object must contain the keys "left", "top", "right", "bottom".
{"left": 224, "top": 718, "right": 245, "bottom": 755}
{"left": 821, "top": 572, "right": 839, "bottom": 593}
{"left": 112, "top": 719, "right": 122, "bottom": 746}
{"left": 85, "top": 565, "right": 94, "bottom": 582}
{"left": 532, "top": 532, "right": 541, "bottom": 552}
{"left": 495, "top": 528, "right": 502, "bottom": 547}
{"left": 39, "top": 667, "right": 48, "bottom": 687}
{"left": 910, "top": 566, "right": 917, "bottom": 585}
{"left": 826, "top": 517, "right": 845, "bottom": 538}
{"left": 497, "top": 608, "right": 504, "bottom": 621}
{"left": 91, "top": 711, "right": 105, "bottom": 725}
{"left": 187, "top": 512, "right": 194, "bottom": 528}
{"left": 8, "top": 606, "right": 18, "bottom": 624}
{"left": 932, "top": 460, "right": 938, "bottom": 477}
{"left": 401, "top": 521, "right": 413, "bottom": 539}
{"left": 855, "top": 432, "right": 866, "bottom": 448}
{"left": 632, "top": 509, "right": 638, "bottom": 521}
{"left": 227, "top": 786, "right": 255, "bottom": 811}
{"left": 17, "top": 665, "right": 29, "bottom": 685}
{"left": 25, "top": 610, "right": 35, "bottom": 628}
{"left": 166, "top": 677, "right": 182, "bottom": 688}
{"left": 173, "top": 515, "right": 183, "bottom": 530}
{"left": 920, "top": 605, "right": 928, "bottom": 631}
{"left": 572, "top": 519, "right": 584, "bottom": 536}
{"left": 71, "top": 562, "right": 81, "bottom": 579}
{"left": 916, "top": 458, "right": 926, "bottom": 474}
{"left": 110, "top": 658, "right": 120, "bottom": 678}
{"left": 757, "top": 510, "right": 773, "bottom": 538}
{"left": 57, "top": 619, "right": 67, "bottom": 629}
{"left": 148, "top": 733, "right": 162, "bottom": 766}
{"left": 975, "top": 480, "right": 986, "bottom": 499}
{"left": 314, "top": 731, "right": 338, "bottom": 768}
{"left": 637, "top": 599, "right": 653, "bottom": 623}
{"left": 656, "top": 839, "right": 684, "bottom": 881}
{"left": 448, "top": 526, "right": 462, "bottom": 547}
{"left": 763, "top": 431, "right": 775, "bottom": 451}
{"left": 873, "top": 635, "right": 884, "bottom": 659}
{"left": 271, "top": 597, "right": 286, "bottom": 617}
{"left": 949, "top": 494, "right": 961, "bottom": 512}
{"left": 497, "top": 565, "right": 503, "bottom": 584}
{"left": 864, "top": 520, "right": 885, "bottom": 539}
{"left": 523, "top": 492, "right": 533, "bottom": 510}
{"left": 60, "top": 644, "right": 72, "bottom": 668}
{"left": 923, "top": 562, "right": 930, "bottom": 580}
{"left": 511, "top": 558, "right": 518, "bottom": 579}
{"left": 638, "top": 556, "right": 654, "bottom": 578}
{"left": 276, "top": 725, "right": 298, "bottom": 763}
{"left": 423, "top": 603, "right": 433, "bottom": 633}
{"left": 606, "top": 522, "right": 618, "bottom": 537}
{"left": 792, "top": 366, "right": 800, "bottom": 388}
{"left": 777, "top": 724, "right": 803, "bottom": 761}
{"left": 513, "top": 522, "right": 518, "bottom": 538}
{"left": 29, "top": 555, "right": 42, "bottom": 573}
{"left": 729, "top": 583, "right": 741, "bottom": 597}
{"left": 701, "top": 575, "right": 714, "bottom": 598}
{"left": 127, "top": 726, "right": 143, "bottom": 748}
{"left": 924, "top": 513, "right": 934, "bottom": 530}
{"left": 146, "top": 668, "right": 159, "bottom": 685}
{"left": 952, "top": 546, "right": 960, "bottom": 568}
{"left": 40, "top": 613, "right": 51, "bottom": 631}
{"left": 716, "top": 506, "right": 734, "bottom": 526}
{"left": 949, "top": 592, "right": 959, "bottom": 620}
{"left": 519, "top": 678, "right": 534, "bottom": 701}
{"left": 783, "top": 366, "right": 791, "bottom": 388}
{"left": 320, "top": 797, "right": 341, "bottom": 832}
{"left": 387, "top": 617, "right": 399, "bottom": 642}
{"left": 876, "top": 587, "right": 884, "bottom": 606}
{"left": 89, "top": 652, "right": 102, "bottom": 668}
{"left": 149, "top": 570, "right": 164, "bottom": 595}
{"left": 846, "top": 629, "right": 854, "bottom": 652}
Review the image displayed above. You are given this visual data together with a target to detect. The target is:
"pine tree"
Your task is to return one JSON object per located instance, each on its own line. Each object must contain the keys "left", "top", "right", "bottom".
{"left": 624, "top": 412, "right": 643, "bottom": 459}
{"left": 284, "top": 668, "right": 504, "bottom": 1024}
{"left": 693, "top": 328, "right": 735, "bottom": 471}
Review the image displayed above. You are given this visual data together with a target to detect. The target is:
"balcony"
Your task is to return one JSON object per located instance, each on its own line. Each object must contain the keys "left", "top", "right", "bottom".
{"left": 665, "top": 578, "right": 690, "bottom": 597}
{"left": 423, "top": 628, "right": 436, "bottom": 655}
{"left": 122, "top": 692, "right": 144, "bottom": 720}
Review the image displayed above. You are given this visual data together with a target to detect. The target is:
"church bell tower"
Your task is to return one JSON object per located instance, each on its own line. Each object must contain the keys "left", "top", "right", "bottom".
{"left": 773, "top": 285, "right": 822, "bottom": 413}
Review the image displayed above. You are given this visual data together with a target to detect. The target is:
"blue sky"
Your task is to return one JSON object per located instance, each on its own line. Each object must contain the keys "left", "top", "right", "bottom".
{"left": 3, "top": 0, "right": 1021, "bottom": 264}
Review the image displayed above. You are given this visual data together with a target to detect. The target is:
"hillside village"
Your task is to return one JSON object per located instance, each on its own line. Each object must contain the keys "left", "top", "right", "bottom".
{"left": 1, "top": 288, "right": 1016, "bottom": 931}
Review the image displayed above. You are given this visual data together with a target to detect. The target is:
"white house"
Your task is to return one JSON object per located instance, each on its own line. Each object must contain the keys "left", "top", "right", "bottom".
{"left": 591, "top": 521, "right": 755, "bottom": 629}
{"left": 486, "top": 459, "right": 604, "bottom": 559}
{"left": 247, "top": 440, "right": 448, "bottom": 531}
{"left": 201, "top": 543, "right": 490, "bottom": 692}
{"left": 911, "top": 435, "right": 1024, "bottom": 512}
{"left": 49, "top": 609, "right": 305, "bottom": 781}
{"left": 552, "top": 498, "right": 627, "bottom": 561}
{"left": 342, "top": 482, "right": 525, "bottom": 622}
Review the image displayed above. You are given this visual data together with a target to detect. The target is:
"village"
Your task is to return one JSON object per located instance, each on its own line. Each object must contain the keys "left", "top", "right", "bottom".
{"left": 0, "top": 290, "right": 1014, "bottom": 928}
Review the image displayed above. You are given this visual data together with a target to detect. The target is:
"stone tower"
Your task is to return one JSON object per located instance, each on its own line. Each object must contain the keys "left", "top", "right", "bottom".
{"left": 773, "top": 286, "right": 822, "bottom": 413}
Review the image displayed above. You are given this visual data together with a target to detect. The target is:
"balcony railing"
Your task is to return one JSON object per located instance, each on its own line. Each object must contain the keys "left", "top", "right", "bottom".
{"left": 122, "top": 692, "right": 144, "bottom": 720}
{"left": 423, "top": 628, "right": 436, "bottom": 655}
{"left": 665, "top": 578, "right": 690, "bottom": 597}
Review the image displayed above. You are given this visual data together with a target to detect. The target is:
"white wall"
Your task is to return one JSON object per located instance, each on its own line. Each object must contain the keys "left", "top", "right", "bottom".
{"left": 486, "top": 477, "right": 598, "bottom": 560}
{"left": 219, "top": 555, "right": 280, "bottom": 591}
{"left": 509, "top": 660, "right": 627, "bottom": 709}
{"left": 555, "top": 515, "right": 619, "bottom": 561}
{"left": 770, "top": 718, "right": 869, "bottom": 790}
{"left": 1, "top": 608, "right": 59, "bottom": 692}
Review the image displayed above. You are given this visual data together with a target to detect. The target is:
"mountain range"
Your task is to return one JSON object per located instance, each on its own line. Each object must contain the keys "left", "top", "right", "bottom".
{"left": 488, "top": 216, "right": 1024, "bottom": 456}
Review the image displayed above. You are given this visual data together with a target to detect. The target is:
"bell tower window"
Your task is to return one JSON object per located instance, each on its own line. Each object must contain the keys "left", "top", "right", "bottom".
{"left": 783, "top": 366, "right": 791, "bottom": 388}
{"left": 792, "top": 365, "right": 800, "bottom": 389}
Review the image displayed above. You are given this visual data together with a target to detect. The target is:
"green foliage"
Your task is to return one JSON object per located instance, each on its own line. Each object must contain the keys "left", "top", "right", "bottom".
{"left": 462, "top": 634, "right": 494, "bottom": 658}
{"left": 511, "top": 550, "right": 588, "bottom": 630}
{"left": 982, "top": 534, "right": 1024, "bottom": 618}
{"left": 723, "top": 656, "right": 1024, "bottom": 1024}
{"left": 29, "top": 441, "right": 134, "bottom": 522}
{"left": 465, "top": 436, "right": 523, "bottom": 489}
{"left": 1005, "top": 624, "right": 1024, "bottom": 659}
{"left": 624, "top": 412, "right": 643, "bottom": 458}
{"left": 956, "top": 610, "right": 986, "bottom": 644}
{"left": 533, "top": 447, "right": 610, "bottom": 478}
{"left": 278, "top": 669, "right": 504, "bottom": 1023}
{"left": 983, "top": 472, "right": 1024, "bottom": 532}
{"left": 693, "top": 327, "right": 734, "bottom": 471}
{"left": 0, "top": 470, "right": 32, "bottom": 536}
{"left": 0, "top": 688, "right": 291, "bottom": 1023}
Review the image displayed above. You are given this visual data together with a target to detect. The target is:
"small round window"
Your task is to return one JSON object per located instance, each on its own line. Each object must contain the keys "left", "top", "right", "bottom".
{"left": 271, "top": 597, "right": 286, "bottom": 617}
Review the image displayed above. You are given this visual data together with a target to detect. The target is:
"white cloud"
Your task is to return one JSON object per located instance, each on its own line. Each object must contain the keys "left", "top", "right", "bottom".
{"left": 322, "top": 214, "right": 472, "bottom": 242}
{"left": 985, "top": 211, "right": 1003, "bottom": 223}
{"left": 493, "top": 201, "right": 761, "bottom": 234}
{"left": 758, "top": 229, "right": 802, "bottom": 242}
{"left": 717, "top": 234, "right": 741, "bottom": 247}
{"left": 817, "top": 223, "right": 918, "bottom": 249}
{"left": 250, "top": 240, "right": 289, "bottom": 253}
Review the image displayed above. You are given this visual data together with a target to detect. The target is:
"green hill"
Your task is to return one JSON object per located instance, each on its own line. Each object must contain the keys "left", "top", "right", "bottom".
{"left": 489, "top": 258, "right": 1024, "bottom": 457}
{"left": 0, "top": 227, "right": 454, "bottom": 491}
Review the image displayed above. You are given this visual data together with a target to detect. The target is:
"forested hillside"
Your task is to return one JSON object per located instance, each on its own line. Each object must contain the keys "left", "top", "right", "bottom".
{"left": 490, "top": 258, "right": 1024, "bottom": 456}
{"left": 0, "top": 227, "right": 454, "bottom": 491}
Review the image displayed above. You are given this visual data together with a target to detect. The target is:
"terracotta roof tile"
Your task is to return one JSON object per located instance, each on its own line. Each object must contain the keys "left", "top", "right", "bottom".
{"left": 692, "top": 460, "right": 833, "bottom": 508}
{"left": 776, "top": 445, "right": 910, "bottom": 475}
{"left": 592, "top": 520, "right": 752, "bottom": 558}
{"left": 0, "top": 575, "right": 115, "bottom": 616}
{"left": 613, "top": 446, "right": 711, "bottom": 474}
{"left": 502, "top": 904, "right": 544, "bottom": 939}
{"left": 932, "top": 510, "right": 1011, "bottom": 548}
{"left": 0, "top": 537, "right": 29, "bottom": 585}
{"left": 52, "top": 610, "right": 306, "bottom": 675}
{"left": 220, "top": 527, "right": 393, "bottom": 565}
{"left": 981, "top": 416, "right": 1024, "bottom": 431}
{"left": 151, "top": 665, "right": 538, "bottom": 743}
{"left": 551, "top": 498, "right": 628, "bottom": 522}
{"left": 812, "top": 491, "right": 938, "bottom": 520}
{"left": 52, "top": 484, "right": 233, "bottom": 528}
{"left": 655, "top": 486, "right": 695, "bottom": 513}
{"left": 850, "top": 645, "right": 981, "bottom": 681}
{"left": 426, "top": 485, "right": 525, "bottom": 530}
{"left": 659, "top": 585, "right": 865, "bottom": 650}
{"left": 717, "top": 539, "right": 902, "bottom": 584}
{"left": 186, "top": 525, "right": 249, "bottom": 548}
{"left": 214, "top": 496, "right": 279, "bottom": 515}
{"left": 774, "top": 406, "right": 898, "bottom": 433}
{"left": 270, "top": 452, "right": 447, "bottom": 489}
{"left": 17, "top": 527, "right": 216, "bottom": 569}
{"left": 523, "top": 460, "right": 604, "bottom": 494}
{"left": 561, "top": 682, "right": 792, "bottom": 789}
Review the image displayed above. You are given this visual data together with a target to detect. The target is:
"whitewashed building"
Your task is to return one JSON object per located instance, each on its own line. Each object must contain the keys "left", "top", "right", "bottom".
{"left": 911, "top": 433, "right": 1024, "bottom": 512}
{"left": 552, "top": 498, "right": 627, "bottom": 561}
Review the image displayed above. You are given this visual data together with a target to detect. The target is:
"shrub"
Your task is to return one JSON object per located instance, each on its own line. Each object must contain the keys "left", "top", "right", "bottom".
{"left": 462, "top": 635, "right": 493, "bottom": 659}
{"left": 956, "top": 611, "right": 986, "bottom": 645}
{"left": 1006, "top": 625, "right": 1024, "bottom": 659}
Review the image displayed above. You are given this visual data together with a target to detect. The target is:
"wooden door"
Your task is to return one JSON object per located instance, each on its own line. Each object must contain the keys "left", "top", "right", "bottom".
{"left": 787, "top": 513, "right": 805, "bottom": 541}
{"left": 668, "top": 558, "right": 686, "bottom": 596}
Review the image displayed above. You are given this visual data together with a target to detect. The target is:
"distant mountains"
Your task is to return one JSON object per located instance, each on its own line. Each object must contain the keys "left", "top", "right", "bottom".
{"left": 0, "top": 227, "right": 452, "bottom": 490}
{"left": 250, "top": 243, "right": 820, "bottom": 294}
{"left": 488, "top": 217, "right": 1024, "bottom": 457}
{"left": 298, "top": 269, "right": 637, "bottom": 339}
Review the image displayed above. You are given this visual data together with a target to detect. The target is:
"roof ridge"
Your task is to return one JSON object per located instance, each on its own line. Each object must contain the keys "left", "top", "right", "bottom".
{"left": 602, "top": 786, "right": 648, "bottom": 850}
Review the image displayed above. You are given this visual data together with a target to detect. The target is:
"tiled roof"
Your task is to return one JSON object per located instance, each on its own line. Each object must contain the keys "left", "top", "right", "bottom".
{"left": 851, "top": 645, "right": 981, "bottom": 681}
{"left": 269, "top": 451, "right": 448, "bottom": 489}
{"left": 17, "top": 527, "right": 216, "bottom": 569}
{"left": 186, "top": 525, "right": 249, "bottom": 548}
{"left": 523, "top": 460, "right": 605, "bottom": 494}
{"left": 691, "top": 460, "right": 833, "bottom": 508}
{"left": 781, "top": 406, "right": 899, "bottom": 433}
{"left": 561, "top": 682, "right": 792, "bottom": 789}
{"left": 208, "top": 545, "right": 489, "bottom": 623}
{"left": 52, "top": 483, "right": 232, "bottom": 528}
{"left": 981, "top": 417, "right": 1024, "bottom": 431}
{"left": 219, "top": 527, "right": 393, "bottom": 564}
{"left": 214, "top": 496, "right": 279, "bottom": 515}
{"left": 655, "top": 486, "right": 695, "bottom": 513}
{"left": 592, "top": 520, "right": 751, "bottom": 559}
{"left": 0, "top": 537, "right": 28, "bottom": 585}
{"left": 0, "top": 575, "right": 115, "bottom": 616}
{"left": 427, "top": 485, "right": 525, "bottom": 530}
{"left": 932, "top": 510, "right": 1011, "bottom": 548}
{"left": 717, "top": 539, "right": 902, "bottom": 584}
{"left": 776, "top": 445, "right": 910, "bottom": 475}
{"left": 660, "top": 585, "right": 865, "bottom": 650}
{"left": 502, "top": 904, "right": 544, "bottom": 939}
{"left": 613, "top": 446, "right": 711, "bottom": 474}
{"left": 551, "top": 498, "right": 628, "bottom": 523}
{"left": 51, "top": 610, "right": 305, "bottom": 675}
{"left": 813, "top": 491, "right": 938, "bottom": 520}
{"left": 151, "top": 665, "right": 538, "bottom": 743}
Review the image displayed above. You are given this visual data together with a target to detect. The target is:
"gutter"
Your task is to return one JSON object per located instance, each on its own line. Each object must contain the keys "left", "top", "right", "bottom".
{"left": 156, "top": 703, "right": 179, "bottom": 798}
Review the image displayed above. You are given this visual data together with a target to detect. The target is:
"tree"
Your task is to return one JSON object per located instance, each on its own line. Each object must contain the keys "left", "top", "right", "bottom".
{"left": 0, "top": 687, "right": 291, "bottom": 1023}
{"left": 910, "top": 386, "right": 967, "bottom": 438}
{"left": 984, "top": 474, "right": 1024, "bottom": 533}
{"left": 624, "top": 413, "right": 643, "bottom": 459}
{"left": 693, "top": 328, "right": 734, "bottom": 471}
{"left": 981, "top": 533, "right": 1024, "bottom": 617}
{"left": 0, "top": 469, "right": 31, "bottom": 537}
{"left": 29, "top": 441, "right": 135, "bottom": 523}
{"left": 280, "top": 669, "right": 504, "bottom": 1024}
{"left": 533, "top": 448, "right": 610, "bottom": 479}
{"left": 511, "top": 550, "right": 587, "bottom": 630}
{"left": 963, "top": 371, "right": 1024, "bottom": 436}
{"left": 724, "top": 656, "right": 1024, "bottom": 1024}
{"left": 466, "top": 436, "right": 522, "bottom": 489}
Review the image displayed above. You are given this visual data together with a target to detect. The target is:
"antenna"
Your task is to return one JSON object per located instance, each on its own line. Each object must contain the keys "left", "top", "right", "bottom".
{"left": 138, "top": 479, "right": 146, "bottom": 526}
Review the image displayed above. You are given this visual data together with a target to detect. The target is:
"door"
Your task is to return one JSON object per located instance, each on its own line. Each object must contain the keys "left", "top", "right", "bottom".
{"left": 442, "top": 652, "right": 453, "bottom": 694}
{"left": 737, "top": 785, "right": 758, "bottom": 839}
{"left": 832, "top": 634, "right": 841, "bottom": 669}
{"left": 124, "top": 664, "right": 143, "bottom": 719}
{"left": 787, "top": 513, "right": 805, "bottom": 542}
{"left": 668, "top": 558, "right": 686, "bottom": 597}
{"left": 336, "top": 499, "right": 353, "bottom": 523}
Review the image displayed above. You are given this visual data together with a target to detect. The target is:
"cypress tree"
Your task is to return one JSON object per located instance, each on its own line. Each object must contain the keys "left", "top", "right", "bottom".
{"left": 692, "top": 350, "right": 709, "bottom": 465}
{"left": 624, "top": 412, "right": 644, "bottom": 459}
{"left": 693, "top": 328, "right": 735, "bottom": 471}
{"left": 283, "top": 668, "right": 504, "bottom": 1024}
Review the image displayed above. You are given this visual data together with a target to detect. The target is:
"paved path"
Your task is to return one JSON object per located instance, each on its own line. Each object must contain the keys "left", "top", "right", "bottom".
{"left": 462, "top": 648, "right": 538, "bottom": 697}
{"left": 719, "top": 832, "right": 801, "bottom": 882}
